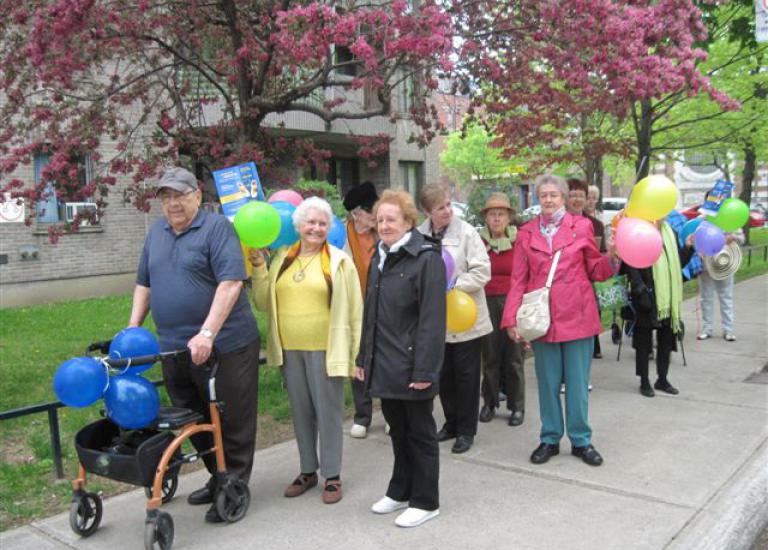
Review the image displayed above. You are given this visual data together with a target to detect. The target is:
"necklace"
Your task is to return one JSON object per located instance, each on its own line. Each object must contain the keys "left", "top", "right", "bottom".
{"left": 292, "top": 252, "right": 320, "bottom": 282}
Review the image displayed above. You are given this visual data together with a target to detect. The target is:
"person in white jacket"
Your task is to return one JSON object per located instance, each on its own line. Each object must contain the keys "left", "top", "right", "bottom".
{"left": 417, "top": 184, "right": 492, "bottom": 454}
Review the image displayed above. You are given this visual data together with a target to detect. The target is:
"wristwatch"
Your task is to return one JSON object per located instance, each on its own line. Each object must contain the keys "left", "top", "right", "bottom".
{"left": 199, "top": 328, "right": 214, "bottom": 339}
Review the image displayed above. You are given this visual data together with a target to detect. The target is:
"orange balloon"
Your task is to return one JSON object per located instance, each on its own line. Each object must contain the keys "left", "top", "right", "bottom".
{"left": 446, "top": 289, "right": 477, "bottom": 332}
{"left": 611, "top": 209, "right": 626, "bottom": 233}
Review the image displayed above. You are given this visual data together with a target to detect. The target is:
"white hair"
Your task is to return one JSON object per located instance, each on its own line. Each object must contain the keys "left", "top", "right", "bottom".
{"left": 292, "top": 196, "right": 333, "bottom": 232}
{"left": 534, "top": 174, "right": 569, "bottom": 200}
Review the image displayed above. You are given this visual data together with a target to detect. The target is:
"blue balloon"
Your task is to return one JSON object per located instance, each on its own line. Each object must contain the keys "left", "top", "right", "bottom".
{"left": 53, "top": 357, "right": 108, "bottom": 408}
{"left": 104, "top": 374, "right": 160, "bottom": 429}
{"left": 678, "top": 217, "right": 703, "bottom": 247}
{"left": 694, "top": 221, "right": 726, "bottom": 256}
{"left": 109, "top": 327, "right": 160, "bottom": 375}
{"left": 327, "top": 215, "right": 347, "bottom": 249}
{"left": 268, "top": 201, "right": 299, "bottom": 249}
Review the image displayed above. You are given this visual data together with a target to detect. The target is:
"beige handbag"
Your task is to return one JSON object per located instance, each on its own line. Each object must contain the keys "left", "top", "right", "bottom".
{"left": 516, "top": 250, "right": 561, "bottom": 341}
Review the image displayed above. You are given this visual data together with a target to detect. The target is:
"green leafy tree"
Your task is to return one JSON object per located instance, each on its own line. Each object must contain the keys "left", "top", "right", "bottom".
{"left": 440, "top": 125, "right": 521, "bottom": 190}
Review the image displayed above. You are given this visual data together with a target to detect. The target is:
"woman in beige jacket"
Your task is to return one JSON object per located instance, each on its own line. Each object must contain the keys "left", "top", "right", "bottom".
{"left": 417, "top": 184, "right": 492, "bottom": 454}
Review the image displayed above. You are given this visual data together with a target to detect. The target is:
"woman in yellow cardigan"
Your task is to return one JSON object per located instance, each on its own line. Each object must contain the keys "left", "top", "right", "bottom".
{"left": 250, "top": 196, "right": 362, "bottom": 505}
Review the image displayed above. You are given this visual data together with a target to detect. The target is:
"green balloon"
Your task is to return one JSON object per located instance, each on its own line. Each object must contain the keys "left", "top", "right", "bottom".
{"left": 233, "top": 201, "right": 281, "bottom": 248}
{"left": 710, "top": 198, "right": 749, "bottom": 232}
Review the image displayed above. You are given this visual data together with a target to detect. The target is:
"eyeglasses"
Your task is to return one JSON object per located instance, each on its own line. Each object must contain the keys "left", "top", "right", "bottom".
{"left": 159, "top": 190, "right": 195, "bottom": 205}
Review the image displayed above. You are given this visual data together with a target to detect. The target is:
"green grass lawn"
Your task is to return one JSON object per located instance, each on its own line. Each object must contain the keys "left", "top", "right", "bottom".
{"left": 0, "top": 296, "right": 352, "bottom": 530}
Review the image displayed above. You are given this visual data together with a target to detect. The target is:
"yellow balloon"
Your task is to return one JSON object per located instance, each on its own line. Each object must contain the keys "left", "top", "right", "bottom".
{"left": 626, "top": 175, "right": 679, "bottom": 221}
{"left": 446, "top": 289, "right": 477, "bottom": 333}
{"left": 241, "top": 243, "right": 252, "bottom": 278}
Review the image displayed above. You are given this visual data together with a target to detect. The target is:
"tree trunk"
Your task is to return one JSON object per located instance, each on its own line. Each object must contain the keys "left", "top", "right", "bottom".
{"left": 635, "top": 99, "right": 653, "bottom": 181}
{"left": 738, "top": 144, "right": 756, "bottom": 245}
{"left": 584, "top": 153, "right": 604, "bottom": 200}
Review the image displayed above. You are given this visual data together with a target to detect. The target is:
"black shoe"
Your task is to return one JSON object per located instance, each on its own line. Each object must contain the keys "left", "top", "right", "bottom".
{"left": 188, "top": 478, "right": 216, "bottom": 505}
{"left": 451, "top": 435, "right": 474, "bottom": 454}
{"left": 508, "top": 411, "right": 524, "bottom": 426}
{"left": 437, "top": 427, "right": 456, "bottom": 442}
{"left": 654, "top": 380, "right": 679, "bottom": 395}
{"left": 530, "top": 443, "right": 559, "bottom": 464}
{"left": 479, "top": 405, "right": 495, "bottom": 423}
{"left": 572, "top": 444, "right": 604, "bottom": 466}
{"left": 205, "top": 503, "right": 224, "bottom": 523}
{"left": 640, "top": 385, "right": 655, "bottom": 398}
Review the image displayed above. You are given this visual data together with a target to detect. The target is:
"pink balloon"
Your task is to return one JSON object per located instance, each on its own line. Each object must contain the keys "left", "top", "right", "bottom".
{"left": 615, "top": 217, "right": 663, "bottom": 268}
{"left": 268, "top": 189, "right": 303, "bottom": 207}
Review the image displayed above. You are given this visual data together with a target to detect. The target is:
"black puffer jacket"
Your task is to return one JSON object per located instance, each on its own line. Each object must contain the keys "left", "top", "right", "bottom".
{"left": 356, "top": 231, "right": 446, "bottom": 400}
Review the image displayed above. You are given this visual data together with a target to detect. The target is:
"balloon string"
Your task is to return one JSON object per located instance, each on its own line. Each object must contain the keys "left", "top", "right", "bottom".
{"left": 100, "top": 358, "right": 111, "bottom": 393}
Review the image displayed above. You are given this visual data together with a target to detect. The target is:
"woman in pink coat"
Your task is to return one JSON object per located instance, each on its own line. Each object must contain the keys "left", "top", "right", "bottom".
{"left": 502, "top": 175, "right": 617, "bottom": 467}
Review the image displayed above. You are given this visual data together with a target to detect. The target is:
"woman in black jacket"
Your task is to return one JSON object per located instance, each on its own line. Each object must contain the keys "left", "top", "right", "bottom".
{"left": 355, "top": 189, "right": 446, "bottom": 528}
{"left": 621, "top": 221, "right": 694, "bottom": 397}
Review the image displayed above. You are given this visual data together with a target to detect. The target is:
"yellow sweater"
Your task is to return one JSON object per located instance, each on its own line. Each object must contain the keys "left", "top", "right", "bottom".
{"left": 252, "top": 246, "right": 363, "bottom": 376}
{"left": 275, "top": 259, "right": 329, "bottom": 350}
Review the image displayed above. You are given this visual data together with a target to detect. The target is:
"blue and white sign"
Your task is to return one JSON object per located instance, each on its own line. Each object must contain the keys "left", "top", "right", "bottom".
{"left": 212, "top": 162, "right": 265, "bottom": 220}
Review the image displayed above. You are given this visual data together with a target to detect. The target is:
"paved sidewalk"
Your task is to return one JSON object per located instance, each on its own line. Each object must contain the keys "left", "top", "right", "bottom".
{"left": 3, "top": 276, "right": 767, "bottom": 550}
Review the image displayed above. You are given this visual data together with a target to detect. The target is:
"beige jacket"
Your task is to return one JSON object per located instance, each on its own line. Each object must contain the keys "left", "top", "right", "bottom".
{"left": 418, "top": 217, "right": 492, "bottom": 343}
{"left": 252, "top": 246, "right": 363, "bottom": 376}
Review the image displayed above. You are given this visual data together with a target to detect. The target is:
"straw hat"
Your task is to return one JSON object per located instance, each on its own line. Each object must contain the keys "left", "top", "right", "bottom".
{"left": 480, "top": 192, "right": 515, "bottom": 216}
{"left": 703, "top": 241, "right": 742, "bottom": 280}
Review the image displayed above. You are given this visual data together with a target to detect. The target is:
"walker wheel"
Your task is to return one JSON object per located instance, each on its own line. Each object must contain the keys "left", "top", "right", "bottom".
{"left": 144, "top": 471, "right": 179, "bottom": 504}
{"left": 215, "top": 479, "right": 250, "bottom": 523}
{"left": 68, "top": 492, "right": 102, "bottom": 537}
{"left": 144, "top": 510, "right": 174, "bottom": 550}
{"left": 611, "top": 324, "right": 621, "bottom": 345}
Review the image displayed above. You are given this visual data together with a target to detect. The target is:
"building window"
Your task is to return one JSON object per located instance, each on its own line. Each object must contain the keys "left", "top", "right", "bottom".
{"left": 335, "top": 46, "right": 358, "bottom": 77}
{"left": 399, "top": 161, "right": 423, "bottom": 198}
{"left": 33, "top": 152, "right": 96, "bottom": 225}
{"left": 399, "top": 74, "right": 417, "bottom": 114}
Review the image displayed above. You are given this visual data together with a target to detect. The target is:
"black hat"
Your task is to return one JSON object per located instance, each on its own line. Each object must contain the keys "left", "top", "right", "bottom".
{"left": 343, "top": 181, "right": 378, "bottom": 212}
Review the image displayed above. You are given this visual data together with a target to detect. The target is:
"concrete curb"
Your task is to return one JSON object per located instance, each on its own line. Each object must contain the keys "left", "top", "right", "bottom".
{"left": 668, "top": 437, "right": 768, "bottom": 550}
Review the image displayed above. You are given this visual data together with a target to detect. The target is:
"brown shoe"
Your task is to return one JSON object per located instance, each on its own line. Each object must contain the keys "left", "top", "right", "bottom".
{"left": 284, "top": 473, "right": 318, "bottom": 498}
{"left": 322, "top": 479, "right": 342, "bottom": 504}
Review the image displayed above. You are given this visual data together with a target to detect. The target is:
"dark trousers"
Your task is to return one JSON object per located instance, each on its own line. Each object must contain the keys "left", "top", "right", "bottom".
{"left": 350, "top": 377, "right": 372, "bottom": 427}
{"left": 634, "top": 326, "right": 674, "bottom": 382}
{"left": 440, "top": 337, "right": 482, "bottom": 437}
{"left": 381, "top": 398, "right": 439, "bottom": 511}
{"left": 481, "top": 295, "right": 525, "bottom": 412}
{"left": 162, "top": 338, "right": 260, "bottom": 483}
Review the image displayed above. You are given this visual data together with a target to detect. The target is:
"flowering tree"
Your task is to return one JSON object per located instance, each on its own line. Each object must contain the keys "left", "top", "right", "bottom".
{"left": 0, "top": 0, "right": 453, "bottom": 227}
{"left": 454, "top": 0, "right": 740, "bottom": 181}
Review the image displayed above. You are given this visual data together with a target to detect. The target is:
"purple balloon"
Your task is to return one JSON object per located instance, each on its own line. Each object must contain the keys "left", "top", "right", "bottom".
{"left": 694, "top": 221, "right": 726, "bottom": 256}
{"left": 442, "top": 249, "right": 455, "bottom": 283}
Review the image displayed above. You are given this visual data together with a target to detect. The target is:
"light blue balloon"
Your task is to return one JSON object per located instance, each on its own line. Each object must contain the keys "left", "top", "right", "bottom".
{"left": 678, "top": 217, "right": 703, "bottom": 247}
{"left": 327, "top": 215, "right": 347, "bottom": 249}
{"left": 268, "top": 201, "right": 299, "bottom": 249}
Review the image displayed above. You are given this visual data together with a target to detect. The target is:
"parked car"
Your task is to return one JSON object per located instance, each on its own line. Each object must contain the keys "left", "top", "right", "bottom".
{"left": 680, "top": 204, "right": 766, "bottom": 228}
{"left": 451, "top": 201, "right": 469, "bottom": 220}
{"left": 520, "top": 204, "right": 541, "bottom": 221}
{"left": 599, "top": 197, "right": 628, "bottom": 226}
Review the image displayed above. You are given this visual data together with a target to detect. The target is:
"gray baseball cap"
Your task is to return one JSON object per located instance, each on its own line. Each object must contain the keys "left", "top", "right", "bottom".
{"left": 157, "top": 167, "right": 198, "bottom": 195}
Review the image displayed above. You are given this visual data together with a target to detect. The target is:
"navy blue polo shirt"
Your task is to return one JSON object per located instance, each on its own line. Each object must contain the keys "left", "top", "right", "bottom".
{"left": 136, "top": 209, "right": 259, "bottom": 353}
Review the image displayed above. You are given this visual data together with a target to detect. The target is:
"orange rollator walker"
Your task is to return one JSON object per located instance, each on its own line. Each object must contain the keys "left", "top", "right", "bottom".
{"left": 69, "top": 342, "right": 250, "bottom": 550}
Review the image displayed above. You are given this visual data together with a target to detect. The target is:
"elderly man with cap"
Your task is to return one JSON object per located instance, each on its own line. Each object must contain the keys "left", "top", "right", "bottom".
{"left": 342, "top": 181, "right": 379, "bottom": 438}
{"left": 127, "top": 167, "right": 260, "bottom": 523}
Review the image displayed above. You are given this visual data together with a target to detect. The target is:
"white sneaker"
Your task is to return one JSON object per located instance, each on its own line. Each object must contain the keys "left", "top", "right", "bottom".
{"left": 371, "top": 496, "right": 408, "bottom": 514}
{"left": 384, "top": 423, "right": 391, "bottom": 435}
{"left": 395, "top": 507, "right": 439, "bottom": 527}
{"left": 350, "top": 424, "right": 368, "bottom": 439}
{"left": 697, "top": 332, "right": 711, "bottom": 340}
{"left": 724, "top": 333, "right": 736, "bottom": 342}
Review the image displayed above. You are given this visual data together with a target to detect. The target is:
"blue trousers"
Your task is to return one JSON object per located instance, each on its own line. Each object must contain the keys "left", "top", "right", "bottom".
{"left": 531, "top": 337, "right": 594, "bottom": 448}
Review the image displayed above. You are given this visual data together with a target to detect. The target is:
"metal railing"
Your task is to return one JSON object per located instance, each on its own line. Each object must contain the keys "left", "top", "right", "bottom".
{"left": 743, "top": 243, "right": 768, "bottom": 267}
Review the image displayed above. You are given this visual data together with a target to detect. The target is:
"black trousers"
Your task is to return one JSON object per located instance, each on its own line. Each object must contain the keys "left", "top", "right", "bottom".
{"left": 350, "top": 377, "right": 372, "bottom": 427}
{"left": 633, "top": 326, "right": 674, "bottom": 382}
{"left": 440, "top": 337, "right": 482, "bottom": 437}
{"left": 162, "top": 338, "right": 260, "bottom": 483}
{"left": 481, "top": 295, "right": 525, "bottom": 412}
{"left": 381, "top": 398, "right": 439, "bottom": 511}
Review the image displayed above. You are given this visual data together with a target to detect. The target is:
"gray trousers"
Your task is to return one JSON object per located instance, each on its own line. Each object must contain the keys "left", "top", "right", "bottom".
{"left": 282, "top": 350, "right": 344, "bottom": 479}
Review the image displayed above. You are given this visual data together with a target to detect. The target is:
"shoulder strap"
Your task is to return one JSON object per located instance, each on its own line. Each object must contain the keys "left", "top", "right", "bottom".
{"left": 545, "top": 250, "right": 562, "bottom": 289}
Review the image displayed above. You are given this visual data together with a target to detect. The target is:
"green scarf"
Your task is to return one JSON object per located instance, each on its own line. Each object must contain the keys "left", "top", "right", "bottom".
{"left": 480, "top": 226, "right": 517, "bottom": 252}
{"left": 652, "top": 222, "right": 683, "bottom": 332}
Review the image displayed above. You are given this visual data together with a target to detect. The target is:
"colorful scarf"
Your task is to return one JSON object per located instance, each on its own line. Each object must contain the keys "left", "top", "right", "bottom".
{"left": 538, "top": 207, "right": 566, "bottom": 250}
{"left": 277, "top": 241, "right": 333, "bottom": 305}
{"left": 480, "top": 226, "right": 517, "bottom": 252}
{"left": 652, "top": 222, "right": 683, "bottom": 332}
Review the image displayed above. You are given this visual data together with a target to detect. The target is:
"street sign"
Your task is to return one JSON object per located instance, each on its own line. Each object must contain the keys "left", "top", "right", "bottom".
{"left": 0, "top": 193, "right": 25, "bottom": 223}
